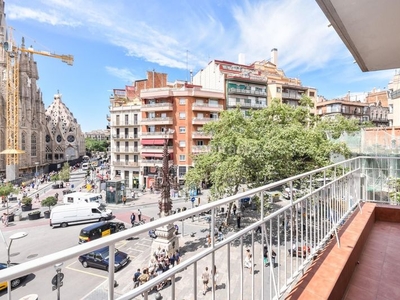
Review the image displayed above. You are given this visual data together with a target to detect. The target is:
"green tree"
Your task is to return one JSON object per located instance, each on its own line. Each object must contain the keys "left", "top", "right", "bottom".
{"left": 0, "top": 183, "right": 18, "bottom": 214}
{"left": 59, "top": 162, "right": 70, "bottom": 182}
{"left": 85, "top": 138, "right": 110, "bottom": 153}
{"left": 185, "top": 102, "right": 361, "bottom": 220}
{"left": 41, "top": 196, "right": 58, "bottom": 211}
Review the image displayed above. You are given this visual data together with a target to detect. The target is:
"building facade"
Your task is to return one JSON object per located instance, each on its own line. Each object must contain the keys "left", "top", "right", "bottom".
{"left": 193, "top": 49, "right": 317, "bottom": 111}
{"left": 140, "top": 83, "right": 224, "bottom": 188}
{"left": 108, "top": 86, "right": 142, "bottom": 190}
{"left": 388, "top": 71, "right": 400, "bottom": 126}
{"left": 0, "top": 1, "right": 85, "bottom": 177}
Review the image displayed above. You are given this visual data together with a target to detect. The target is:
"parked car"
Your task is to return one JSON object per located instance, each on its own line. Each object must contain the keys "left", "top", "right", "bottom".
{"left": 0, "top": 263, "right": 30, "bottom": 291}
{"left": 78, "top": 247, "right": 130, "bottom": 272}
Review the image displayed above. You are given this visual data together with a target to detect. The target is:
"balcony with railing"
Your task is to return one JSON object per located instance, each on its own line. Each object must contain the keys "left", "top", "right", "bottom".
{"left": 192, "top": 118, "right": 218, "bottom": 125}
{"left": 112, "top": 160, "right": 139, "bottom": 167}
{"left": 141, "top": 117, "right": 173, "bottom": 125}
{"left": 191, "top": 103, "right": 223, "bottom": 112}
{"left": 228, "top": 87, "right": 267, "bottom": 96}
{"left": 140, "top": 159, "right": 174, "bottom": 167}
{"left": 141, "top": 102, "right": 173, "bottom": 112}
{"left": 141, "top": 146, "right": 173, "bottom": 153}
{"left": 3, "top": 157, "right": 400, "bottom": 300}
{"left": 192, "top": 131, "right": 212, "bottom": 139}
{"left": 111, "top": 147, "right": 139, "bottom": 153}
{"left": 227, "top": 101, "right": 267, "bottom": 109}
{"left": 111, "top": 134, "right": 139, "bottom": 140}
{"left": 192, "top": 145, "right": 211, "bottom": 153}
{"left": 141, "top": 131, "right": 174, "bottom": 139}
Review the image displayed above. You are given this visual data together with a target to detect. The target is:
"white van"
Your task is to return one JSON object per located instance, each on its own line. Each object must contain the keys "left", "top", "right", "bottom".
{"left": 82, "top": 163, "right": 89, "bottom": 171}
{"left": 50, "top": 203, "right": 112, "bottom": 228}
{"left": 63, "top": 192, "right": 103, "bottom": 205}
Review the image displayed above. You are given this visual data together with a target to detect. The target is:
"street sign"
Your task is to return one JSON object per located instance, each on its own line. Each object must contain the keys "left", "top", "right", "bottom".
{"left": 51, "top": 273, "right": 64, "bottom": 286}
{"left": 190, "top": 197, "right": 195, "bottom": 202}
{"left": 52, "top": 281, "right": 63, "bottom": 291}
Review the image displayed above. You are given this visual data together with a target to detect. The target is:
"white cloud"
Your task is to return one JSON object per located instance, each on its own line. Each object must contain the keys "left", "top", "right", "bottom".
{"left": 105, "top": 66, "right": 137, "bottom": 83}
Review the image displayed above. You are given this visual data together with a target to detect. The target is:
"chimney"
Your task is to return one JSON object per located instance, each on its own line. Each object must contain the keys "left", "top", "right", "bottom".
{"left": 271, "top": 48, "right": 278, "bottom": 66}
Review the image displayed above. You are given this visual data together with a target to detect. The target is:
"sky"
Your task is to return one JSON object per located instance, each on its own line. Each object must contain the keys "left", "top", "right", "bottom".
{"left": 5, "top": 0, "right": 396, "bottom": 132}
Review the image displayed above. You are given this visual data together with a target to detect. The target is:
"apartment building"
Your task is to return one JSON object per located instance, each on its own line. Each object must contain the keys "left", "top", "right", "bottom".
{"left": 193, "top": 49, "right": 316, "bottom": 111}
{"left": 108, "top": 86, "right": 142, "bottom": 189}
{"left": 84, "top": 129, "right": 110, "bottom": 141}
{"left": 140, "top": 82, "right": 224, "bottom": 188}
{"left": 388, "top": 71, "right": 400, "bottom": 126}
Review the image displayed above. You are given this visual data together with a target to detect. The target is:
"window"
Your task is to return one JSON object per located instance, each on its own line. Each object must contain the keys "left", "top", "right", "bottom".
{"left": 389, "top": 104, "right": 393, "bottom": 113}
{"left": 21, "top": 132, "right": 26, "bottom": 151}
{"left": 178, "top": 166, "right": 187, "bottom": 178}
{"left": 116, "top": 155, "right": 120, "bottom": 162}
{"left": 309, "top": 91, "right": 315, "bottom": 97}
{"left": 56, "top": 135, "right": 62, "bottom": 143}
{"left": 31, "top": 133, "right": 37, "bottom": 156}
{"left": 179, "top": 141, "right": 186, "bottom": 147}
{"left": 179, "top": 98, "right": 186, "bottom": 105}
{"left": 276, "top": 87, "right": 281, "bottom": 93}
{"left": 179, "top": 155, "right": 186, "bottom": 161}
{"left": 160, "top": 113, "right": 167, "bottom": 118}
{"left": 125, "top": 114, "right": 129, "bottom": 125}
{"left": 67, "top": 135, "right": 75, "bottom": 142}
{"left": 148, "top": 112, "right": 155, "bottom": 119}
{"left": 179, "top": 127, "right": 186, "bottom": 133}
{"left": 197, "top": 140, "right": 204, "bottom": 146}
{"left": 209, "top": 99, "right": 218, "bottom": 106}
{"left": 210, "top": 112, "right": 218, "bottom": 120}
{"left": 45, "top": 134, "right": 51, "bottom": 143}
{"left": 197, "top": 113, "right": 204, "bottom": 119}
{"left": 179, "top": 112, "right": 186, "bottom": 119}
{"left": 116, "top": 115, "right": 120, "bottom": 125}
{"left": 134, "top": 114, "right": 138, "bottom": 125}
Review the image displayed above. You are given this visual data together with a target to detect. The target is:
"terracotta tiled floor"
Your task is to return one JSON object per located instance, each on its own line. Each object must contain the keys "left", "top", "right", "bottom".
{"left": 343, "top": 221, "right": 400, "bottom": 300}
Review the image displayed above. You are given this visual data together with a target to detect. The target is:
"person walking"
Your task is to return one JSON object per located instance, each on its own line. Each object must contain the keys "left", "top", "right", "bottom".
{"left": 122, "top": 195, "right": 126, "bottom": 205}
{"left": 244, "top": 249, "right": 253, "bottom": 273}
{"left": 236, "top": 213, "right": 241, "bottom": 229}
{"left": 201, "top": 267, "right": 210, "bottom": 295}
{"left": 133, "top": 268, "right": 141, "bottom": 288}
{"left": 130, "top": 212, "right": 136, "bottom": 227}
{"left": 212, "top": 265, "right": 218, "bottom": 290}
{"left": 232, "top": 204, "right": 237, "bottom": 216}
{"left": 138, "top": 209, "right": 142, "bottom": 222}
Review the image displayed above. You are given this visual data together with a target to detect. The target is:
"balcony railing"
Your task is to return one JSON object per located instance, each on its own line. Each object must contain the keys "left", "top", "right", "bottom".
{"left": 112, "top": 134, "right": 139, "bottom": 139}
{"left": 141, "top": 131, "right": 173, "bottom": 138}
{"left": 227, "top": 101, "right": 267, "bottom": 109}
{"left": 3, "top": 157, "right": 399, "bottom": 300}
{"left": 191, "top": 103, "right": 223, "bottom": 111}
{"left": 192, "top": 118, "right": 218, "bottom": 124}
{"left": 192, "top": 145, "right": 211, "bottom": 153}
{"left": 141, "top": 117, "right": 173, "bottom": 124}
{"left": 111, "top": 147, "right": 139, "bottom": 153}
{"left": 228, "top": 87, "right": 267, "bottom": 96}
{"left": 192, "top": 131, "right": 212, "bottom": 139}
{"left": 112, "top": 161, "right": 139, "bottom": 167}
{"left": 142, "top": 103, "right": 173, "bottom": 111}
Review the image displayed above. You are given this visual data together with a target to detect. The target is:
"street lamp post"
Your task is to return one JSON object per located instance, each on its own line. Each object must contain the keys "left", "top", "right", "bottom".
{"left": 3, "top": 232, "right": 28, "bottom": 300}
{"left": 34, "top": 162, "right": 39, "bottom": 177}
{"left": 152, "top": 128, "right": 179, "bottom": 255}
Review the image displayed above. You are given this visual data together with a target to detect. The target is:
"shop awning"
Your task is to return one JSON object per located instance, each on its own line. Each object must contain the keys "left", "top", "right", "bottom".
{"left": 142, "top": 153, "right": 163, "bottom": 158}
{"left": 152, "top": 139, "right": 165, "bottom": 146}
{"left": 141, "top": 139, "right": 155, "bottom": 145}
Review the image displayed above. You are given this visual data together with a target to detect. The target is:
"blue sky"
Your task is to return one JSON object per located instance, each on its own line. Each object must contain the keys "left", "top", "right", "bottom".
{"left": 6, "top": 0, "right": 395, "bottom": 132}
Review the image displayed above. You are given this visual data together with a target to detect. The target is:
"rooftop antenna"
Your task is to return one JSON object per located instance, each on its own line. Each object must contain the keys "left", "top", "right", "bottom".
{"left": 186, "top": 50, "right": 189, "bottom": 82}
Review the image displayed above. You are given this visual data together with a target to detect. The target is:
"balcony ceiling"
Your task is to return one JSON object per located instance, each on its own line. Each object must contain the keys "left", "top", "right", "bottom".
{"left": 316, "top": 0, "right": 400, "bottom": 71}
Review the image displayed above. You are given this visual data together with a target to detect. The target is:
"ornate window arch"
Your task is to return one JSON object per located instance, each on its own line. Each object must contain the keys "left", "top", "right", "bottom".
{"left": 21, "top": 132, "right": 26, "bottom": 151}
{"left": 31, "top": 133, "right": 37, "bottom": 156}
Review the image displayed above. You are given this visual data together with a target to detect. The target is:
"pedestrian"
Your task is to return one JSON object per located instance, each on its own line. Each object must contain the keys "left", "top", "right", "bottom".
{"left": 17, "top": 198, "right": 21, "bottom": 209}
{"left": 206, "top": 234, "right": 211, "bottom": 247}
{"left": 232, "top": 204, "right": 237, "bottom": 215}
{"left": 130, "top": 212, "right": 136, "bottom": 227}
{"left": 133, "top": 268, "right": 141, "bottom": 288}
{"left": 201, "top": 267, "right": 210, "bottom": 295}
{"left": 138, "top": 209, "right": 142, "bottom": 222}
{"left": 131, "top": 191, "right": 135, "bottom": 199}
{"left": 35, "top": 193, "right": 39, "bottom": 203}
{"left": 175, "top": 249, "right": 181, "bottom": 265}
{"left": 256, "top": 225, "right": 261, "bottom": 234}
{"left": 244, "top": 249, "right": 252, "bottom": 273}
{"left": 271, "top": 249, "right": 276, "bottom": 267}
{"left": 122, "top": 195, "right": 126, "bottom": 205}
{"left": 263, "top": 246, "right": 269, "bottom": 267}
{"left": 2, "top": 213, "right": 8, "bottom": 227}
{"left": 236, "top": 213, "right": 241, "bottom": 229}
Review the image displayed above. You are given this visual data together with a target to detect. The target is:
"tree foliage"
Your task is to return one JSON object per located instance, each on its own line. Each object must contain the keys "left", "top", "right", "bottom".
{"left": 0, "top": 183, "right": 17, "bottom": 197}
{"left": 185, "top": 98, "right": 361, "bottom": 201}
{"left": 59, "top": 163, "right": 70, "bottom": 182}
{"left": 85, "top": 138, "right": 110, "bottom": 153}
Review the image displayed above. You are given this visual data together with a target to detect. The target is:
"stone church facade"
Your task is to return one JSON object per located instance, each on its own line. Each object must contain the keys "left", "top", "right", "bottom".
{"left": 0, "top": 0, "right": 85, "bottom": 178}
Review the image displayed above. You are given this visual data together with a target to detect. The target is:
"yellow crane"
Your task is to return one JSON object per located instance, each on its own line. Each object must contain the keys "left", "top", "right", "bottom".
{"left": 1, "top": 27, "right": 73, "bottom": 180}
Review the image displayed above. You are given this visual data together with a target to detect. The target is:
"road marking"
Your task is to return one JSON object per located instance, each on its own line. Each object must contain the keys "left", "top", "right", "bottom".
{"left": 66, "top": 261, "right": 108, "bottom": 279}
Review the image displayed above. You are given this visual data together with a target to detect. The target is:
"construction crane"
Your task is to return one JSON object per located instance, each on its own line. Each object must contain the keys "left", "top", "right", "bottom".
{"left": 1, "top": 27, "right": 74, "bottom": 180}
